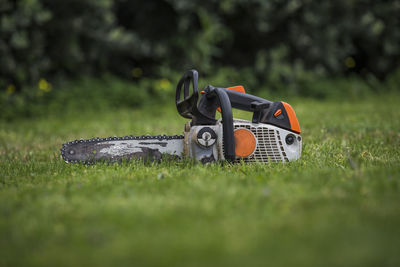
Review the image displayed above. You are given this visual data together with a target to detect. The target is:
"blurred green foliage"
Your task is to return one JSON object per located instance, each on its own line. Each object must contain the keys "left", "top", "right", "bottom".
{"left": 0, "top": 75, "right": 160, "bottom": 121}
{"left": 0, "top": 0, "right": 399, "bottom": 119}
{"left": 1, "top": 67, "right": 399, "bottom": 121}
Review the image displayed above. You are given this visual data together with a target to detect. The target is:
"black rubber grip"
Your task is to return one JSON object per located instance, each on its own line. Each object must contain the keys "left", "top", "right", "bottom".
{"left": 212, "top": 88, "right": 235, "bottom": 161}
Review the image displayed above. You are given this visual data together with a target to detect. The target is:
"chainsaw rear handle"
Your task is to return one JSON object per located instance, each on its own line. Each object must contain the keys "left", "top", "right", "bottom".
{"left": 198, "top": 85, "right": 301, "bottom": 134}
{"left": 216, "top": 87, "right": 272, "bottom": 113}
{"left": 198, "top": 86, "right": 272, "bottom": 124}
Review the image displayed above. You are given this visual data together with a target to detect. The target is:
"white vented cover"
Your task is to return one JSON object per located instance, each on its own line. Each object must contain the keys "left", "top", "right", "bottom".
{"left": 230, "top": 119, "right": 302, "bottom": 163}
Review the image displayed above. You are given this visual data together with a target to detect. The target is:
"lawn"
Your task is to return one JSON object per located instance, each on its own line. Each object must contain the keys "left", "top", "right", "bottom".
{"left": 1, "top": 94, "right": 400, "bottom": 267}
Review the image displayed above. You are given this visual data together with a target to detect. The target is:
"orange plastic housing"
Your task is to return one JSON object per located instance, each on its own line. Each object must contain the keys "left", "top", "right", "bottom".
{"left": 281, "top": 102, "right": 301, "bottom": 134}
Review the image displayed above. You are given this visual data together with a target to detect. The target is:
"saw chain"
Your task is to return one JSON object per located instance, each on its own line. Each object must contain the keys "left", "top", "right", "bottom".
{"left": 61, "top": 135, "right": 184, "bottom": 164}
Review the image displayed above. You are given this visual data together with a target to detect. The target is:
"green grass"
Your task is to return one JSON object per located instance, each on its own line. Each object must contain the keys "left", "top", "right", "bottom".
{"left": 1, "top": 94, "right": 400, "bottom": 267}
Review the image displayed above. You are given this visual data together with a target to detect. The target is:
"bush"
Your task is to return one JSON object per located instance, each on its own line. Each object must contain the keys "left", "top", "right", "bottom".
{"left": 1, "top": 1, "right": 400, "bottom": 87}
{"left": 0, "top": 75, "right": 154, "bottom": 121}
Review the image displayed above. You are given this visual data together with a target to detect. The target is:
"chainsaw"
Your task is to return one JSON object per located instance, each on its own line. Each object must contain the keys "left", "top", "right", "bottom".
{"left": 61, "top": 69, "right": 302, "bottom": 164}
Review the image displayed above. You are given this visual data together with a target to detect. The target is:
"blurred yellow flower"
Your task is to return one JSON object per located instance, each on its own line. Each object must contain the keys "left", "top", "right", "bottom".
{"left": 38, "top": 78, "right": 52, "bottom": 92}
{"left": 345, "top": 57, "right": 356, "bottom": 68}
{"left": 132, "top": 67, "right": 143, "bottom": 78}
{"left": 6, "top": 84, "right": 16, "bottom": 95}
{"left": 158, "top": 78, "right": 172, "bottom": 91}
